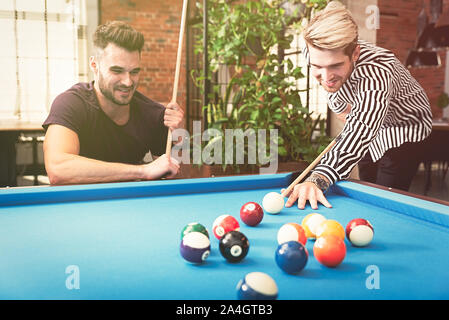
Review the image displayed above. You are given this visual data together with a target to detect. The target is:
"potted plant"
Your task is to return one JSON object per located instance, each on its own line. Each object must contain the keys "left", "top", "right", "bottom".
{"left": 189, "top": 0, "right": 330, "bottom": 176}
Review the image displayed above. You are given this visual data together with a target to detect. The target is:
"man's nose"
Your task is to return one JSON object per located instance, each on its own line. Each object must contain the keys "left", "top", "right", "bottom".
{"left": 121, "top": 73, "right": 133, "bottom": 87}
{"left": 320, "top": 68, "right": 333, "bottom": 81}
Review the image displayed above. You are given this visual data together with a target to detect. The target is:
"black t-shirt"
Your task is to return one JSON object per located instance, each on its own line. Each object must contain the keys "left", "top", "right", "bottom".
{"left": 43, "top": 82, "right": 168, "bottom": 164}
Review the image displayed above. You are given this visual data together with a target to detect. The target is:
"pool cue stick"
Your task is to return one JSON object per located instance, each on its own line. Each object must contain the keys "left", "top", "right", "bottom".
{"left": 166, "top": 0, "right": 189, "bottom": 156}
{"left": 281, "top": 134, "right": 341, "bottom": 197}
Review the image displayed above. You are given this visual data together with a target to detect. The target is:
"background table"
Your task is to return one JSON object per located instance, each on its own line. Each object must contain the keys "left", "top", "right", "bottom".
{"left": 0, "top": 173, "right": 448, "bottom": 300}
{"left": 0, "top": 120, "right": 45, "bottom": 187}
{"left": 421, "top": 121, "right": 449, "bottom": 193}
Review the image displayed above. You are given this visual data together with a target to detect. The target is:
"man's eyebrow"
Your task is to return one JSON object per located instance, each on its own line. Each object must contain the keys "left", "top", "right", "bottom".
{"left": 309, "top": 62, "right": 345, "bottom": 68}
{"left": 109, "top": 66, "right": 141, "bottom": 72}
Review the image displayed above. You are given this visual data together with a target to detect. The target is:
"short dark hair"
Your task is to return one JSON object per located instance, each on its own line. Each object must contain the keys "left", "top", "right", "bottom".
{"left": 93, "top": 21, "right": 144, "bottom": 53}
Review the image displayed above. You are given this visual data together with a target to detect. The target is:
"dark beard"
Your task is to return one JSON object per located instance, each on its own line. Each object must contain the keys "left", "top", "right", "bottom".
{"left": 98, "top": 72, "right": 134, "bottom": 106}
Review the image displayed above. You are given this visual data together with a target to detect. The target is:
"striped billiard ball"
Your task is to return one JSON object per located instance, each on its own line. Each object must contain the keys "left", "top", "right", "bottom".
{"left": 180, "top": 222, "right": 209, "bottom": 241}
{"left": 180, "top": 231, "right": 211, "bottom": 264}
{"left": 212, "top": 215, "right": 240, "bottom": 239}
{"left": 277, "top": 222, "right": 307, "bottom": 246}
{"left": 237, "top": 272, "right": 278, "bottom": 300}
{"left": 346, "top": 218, "right": 374, "bottom": 247}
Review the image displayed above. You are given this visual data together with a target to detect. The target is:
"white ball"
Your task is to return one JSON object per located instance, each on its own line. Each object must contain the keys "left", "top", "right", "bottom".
{"left": 262, "top": 192, "right": 285, "bottom": 214}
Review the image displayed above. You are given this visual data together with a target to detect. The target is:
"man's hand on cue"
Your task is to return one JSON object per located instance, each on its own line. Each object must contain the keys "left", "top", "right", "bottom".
{"left": 142, "top": 154, "right": 180, "bottom": 180}
{"left": 164, "top": 102, "right": 184, "bottom": 131}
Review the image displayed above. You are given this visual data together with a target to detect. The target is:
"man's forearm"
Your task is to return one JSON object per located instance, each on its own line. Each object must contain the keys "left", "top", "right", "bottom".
{"left": 45, "top": 153, "right": 144, "bottom": 185}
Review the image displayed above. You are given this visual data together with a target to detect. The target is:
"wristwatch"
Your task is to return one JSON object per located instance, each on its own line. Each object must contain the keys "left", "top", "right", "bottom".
{"left": 304, "top": 173, "right": 330, "bottom": 193}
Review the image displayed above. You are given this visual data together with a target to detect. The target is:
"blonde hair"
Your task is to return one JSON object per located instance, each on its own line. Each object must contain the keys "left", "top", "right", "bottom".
{"left": 303, "top": 1, "right": 358, "bottom": 56}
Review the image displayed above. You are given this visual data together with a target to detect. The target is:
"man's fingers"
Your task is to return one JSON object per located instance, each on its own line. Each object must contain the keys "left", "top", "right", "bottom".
{"left": 296, "top": 192, "right": 307, "bottom": 210}
{"left": 317, "top": 192, "right": 332, "bottom": 208}
{"left": 285, "top": 188, "right": 298, "bottom": 207}
{"left": 308, "top": 191, "right": 318, "bottom": 210}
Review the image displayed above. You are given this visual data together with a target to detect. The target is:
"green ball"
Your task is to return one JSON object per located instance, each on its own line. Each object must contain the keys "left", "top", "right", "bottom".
{"left": 181, "top": 222, "right": 209, "bottom": 241}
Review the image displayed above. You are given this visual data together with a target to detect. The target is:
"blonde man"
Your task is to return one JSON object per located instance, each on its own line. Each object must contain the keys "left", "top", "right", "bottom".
{"left": 285, "top": 2, "right": 432, "bottom": 210}
{"left": 43, "top": 21, "right": 183, "bottom": 185}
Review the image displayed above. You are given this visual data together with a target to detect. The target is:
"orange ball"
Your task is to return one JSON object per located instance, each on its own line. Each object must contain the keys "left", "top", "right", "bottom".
{"left": 277, "top": 223, "right": 307, "bottom": 246}
{"left": 313, "top": 234, "right": 346, "bottom": 268}
{"left": 315, "top": 219, "right": 345, "bottom": 241}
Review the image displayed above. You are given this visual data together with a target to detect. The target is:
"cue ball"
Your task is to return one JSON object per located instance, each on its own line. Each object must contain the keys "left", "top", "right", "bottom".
{"left": 212, "top": 215, "right": 240, "bottom": 239}
{"left": 262, "top": 192, "right": 285, "bottom": 214}
{"left": 301, "top": 213, "right": 326, "bottom": 239}
{"left": 277, "top": 222, "right": 307, "bottom": 246}
{"left": 181, "top": 222, "right": 209, "bottom": 240}
{"left": 236, "top": 272, "right": 278, "bottom": 300}
{"left": 219, "top": 230, "right": 250, "bottom": 263}
{"left": 240, "top": 202, "right": 264, "bottom": 226}
{"left": 346, "top": 218, "right": 374, "bottom": 247}
{"left": 179, "top": 231, "right": 211, "bottom": 264}
{"left": 313, "top": 234, "right": 346, "bottom": 268}
{"left": 275, "top": 241, "right": 308, "bottom": 274}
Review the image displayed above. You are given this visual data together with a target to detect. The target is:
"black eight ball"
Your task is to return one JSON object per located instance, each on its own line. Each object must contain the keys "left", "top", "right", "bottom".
{"left": 219, "top": 230, "right": 250, "bottom": 263}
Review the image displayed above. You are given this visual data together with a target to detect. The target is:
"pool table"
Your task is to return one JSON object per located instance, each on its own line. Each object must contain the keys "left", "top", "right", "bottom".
{"left": 0, "top": 173, "right": 448, "bottom": 300}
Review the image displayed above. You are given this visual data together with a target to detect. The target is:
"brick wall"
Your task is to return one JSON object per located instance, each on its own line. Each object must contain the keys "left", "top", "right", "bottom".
{"left": 377, "top": 0, "right": 448, "bottom": 119}
{"left": 100, "top": 0, "right": 187, "bottom": 111}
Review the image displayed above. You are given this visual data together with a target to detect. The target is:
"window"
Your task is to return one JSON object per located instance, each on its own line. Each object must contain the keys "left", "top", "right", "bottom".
{"left": 0, "top": 0, "right": 91, "bottom": 122}
{"left": 285, "top": 30, "right": 328, "bottom": 119}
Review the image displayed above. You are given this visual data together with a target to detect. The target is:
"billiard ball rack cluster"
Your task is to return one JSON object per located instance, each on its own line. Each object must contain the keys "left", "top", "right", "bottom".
{"left": 179, "top": 197, "right": 374, "bottom": 300}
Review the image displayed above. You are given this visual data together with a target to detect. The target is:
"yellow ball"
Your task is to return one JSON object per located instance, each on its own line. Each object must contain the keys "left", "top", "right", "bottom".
{"left": 301, "top": 213, "right": 326, "bottom": 239}
{"left": 315, "top": 219, "right": 345, "bottom": 241}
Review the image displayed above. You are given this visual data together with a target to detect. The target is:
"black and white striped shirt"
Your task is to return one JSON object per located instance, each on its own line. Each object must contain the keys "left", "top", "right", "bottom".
{"left": 303, "top": 40, "right": 433, "bottom": 185}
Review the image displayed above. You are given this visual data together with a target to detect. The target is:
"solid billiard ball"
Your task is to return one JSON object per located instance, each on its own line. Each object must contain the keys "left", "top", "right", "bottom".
{"left": 277, "top": 222, "right": 307, "bottom": 246}
{"left": 181, "top": 222, "right": 209, "bottom": 241}
{"left": 275, "top": 241, "right": 308, "bottom": 274}
{"left": 313, "top": 234, "right": 346, "bottom": 268}
{"left": 236, "top": 272, "right": 278, "bottom": 300}
{"left": 240, "top": 202, "right": 264, "bottom": 226}
{"left": 219, "top": 230, "right": 249, "bottom": 263}
{"left": 301, "top": 213, "right": 326, "bottom": 239}
{"left": 346, "top": 218, "right": 374, "bottom": 247}
{"left": 180, "top": 231, "right": 211, "bottom": 264}
{"left": 315, "top": 219, "right": 345, "bottom": 241}
{"left": 212, "top": 215, "right": 240, "bottom": 240}
{"left": 262, "top": 192, "right": 285, "bottom": 214}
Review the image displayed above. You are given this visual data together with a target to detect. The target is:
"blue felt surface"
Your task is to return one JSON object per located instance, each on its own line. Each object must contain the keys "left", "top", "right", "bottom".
{"left": 0, "top": 174, "right": 448, "bottom": 299}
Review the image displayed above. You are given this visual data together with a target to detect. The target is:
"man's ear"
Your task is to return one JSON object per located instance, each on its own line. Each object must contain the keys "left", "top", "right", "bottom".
{"left": 352, "top": 44, "right": 361, "bottom": 62}
{"left": 89, "top": 55, "right": 98, "bottom": 75}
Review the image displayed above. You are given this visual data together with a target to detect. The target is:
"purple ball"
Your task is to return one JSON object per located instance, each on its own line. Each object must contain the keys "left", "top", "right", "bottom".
{"left": 180, "top": 231, "right": 211, "bottom": 263}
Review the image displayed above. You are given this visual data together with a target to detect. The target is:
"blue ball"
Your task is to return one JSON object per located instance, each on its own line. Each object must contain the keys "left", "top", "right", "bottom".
{"left": 236, "top": 272, "right": 278, "bottom": 300}
{"left": 275, "top": 241, "right": 308, "bottom": 274}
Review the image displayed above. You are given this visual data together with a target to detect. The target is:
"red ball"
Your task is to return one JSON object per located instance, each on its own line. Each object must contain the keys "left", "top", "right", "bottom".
{"left": 240, "top": 202, "right": 264, "bottom": 226}
{"left": 212, "top": 215, "right": 240, "bottom": 239}
{"left": 345, "top": 218, "right": 374, "bottom": 247}
{"left": 313, "top": 234, "right": 346, "bottom": 268}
